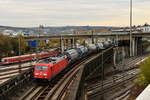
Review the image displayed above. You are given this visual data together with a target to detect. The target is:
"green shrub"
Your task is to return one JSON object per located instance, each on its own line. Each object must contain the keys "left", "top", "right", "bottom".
{"left": 136, "top": 57, "right": 150, "bottom": 87}
{"left": 135, "top": 74, "right": 148, "bottom": 87}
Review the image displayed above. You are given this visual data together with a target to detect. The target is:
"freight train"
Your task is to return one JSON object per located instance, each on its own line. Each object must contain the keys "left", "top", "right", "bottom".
{"left": 1, "top": 49, "right": 59, "bottom": 64}
{"left": 34, "top": 41, "right": 114, "bottom": 81}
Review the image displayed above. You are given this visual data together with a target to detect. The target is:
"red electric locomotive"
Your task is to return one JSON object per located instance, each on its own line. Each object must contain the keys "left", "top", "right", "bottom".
{"left": 34, "top": 55, "right": 69, "bottom": 80}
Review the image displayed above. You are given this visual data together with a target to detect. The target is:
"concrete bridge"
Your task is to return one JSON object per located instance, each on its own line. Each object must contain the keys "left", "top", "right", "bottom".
{"left": 24, "top": 32, "right": 150, "bottom": 57}
{"left": 24, "top": 32, "right": 150, "bottom": 40}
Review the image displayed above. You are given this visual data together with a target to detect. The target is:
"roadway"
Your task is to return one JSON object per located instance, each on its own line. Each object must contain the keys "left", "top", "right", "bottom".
{"left": 24, "top": 32, "right": 150, "bottom": 41}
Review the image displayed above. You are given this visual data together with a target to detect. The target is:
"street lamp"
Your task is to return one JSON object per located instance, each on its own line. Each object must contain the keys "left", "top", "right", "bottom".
{"left": 130, "top": 0, "right": 132, "bottom": 57}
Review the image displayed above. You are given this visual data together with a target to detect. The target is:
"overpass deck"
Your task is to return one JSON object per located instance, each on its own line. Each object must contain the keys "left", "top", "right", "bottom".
{"left": 24, "top": 32, "right": 150, "bottom": 41}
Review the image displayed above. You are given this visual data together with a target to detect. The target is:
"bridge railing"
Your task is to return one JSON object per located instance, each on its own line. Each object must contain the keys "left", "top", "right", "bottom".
{"left": 68, "top": 47, "right": 113, "bottom": 100}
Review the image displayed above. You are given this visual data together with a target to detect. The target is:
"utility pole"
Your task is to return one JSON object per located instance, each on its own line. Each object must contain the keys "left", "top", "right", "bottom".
{"left": 36, "top": 26, "right": 40, "bottom": 62}
{"left": 18, "top": 34, "right": 21, "bottom": 73}
{"left": 60, "top": 35, "right": 64, "bottom": 53}
{"left": 130, "top": 0, "right": 133, "bottom": 57}
{"left": 36, "top": 25, "right": 44, "bottom": 62}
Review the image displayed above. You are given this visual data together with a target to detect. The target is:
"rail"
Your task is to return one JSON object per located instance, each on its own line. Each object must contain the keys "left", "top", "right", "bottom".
{"left": 86, "top": 54, "right": 149, "bottom": 100}
{"left": 0, "top": 67, "right": 33, "bottom": 100}
{"left": 87, "top": 69, "right": 139, "bottom": 99}
{"left": 0, "top": 62, "right": 34, "bottom": 81}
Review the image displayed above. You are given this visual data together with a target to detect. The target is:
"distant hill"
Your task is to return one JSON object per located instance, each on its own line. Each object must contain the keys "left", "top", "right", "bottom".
{"left": 32, "top": 26, "right": 118, "bottom": 31}
{"left": 0, "top": 25, "right": 28, "bottom": 30}
{"left": 0, "top": 25, "right": 118, "bottom": 30}
{"left": 0, "top": 25, "right": 120, "bottom": 35}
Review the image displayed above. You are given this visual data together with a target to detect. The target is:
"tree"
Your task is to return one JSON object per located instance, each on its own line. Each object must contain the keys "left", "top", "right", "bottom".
{"left": 39, "top": 40, "right": 46, "bottom": 48}
{"left": 0, "top": 32, "right": 13, "bottom": 57}
{"left": 10, "top": 37, "right": 19, "bottom": 55}
{"left": 135, "top": 57, "right": 150, "bottom": 87}
{"left": 0, "top": 32, "right": 31, "bottom": 59}
{"left": 144, "top": 23, "right": 149, "bottom": 26}
{"left": 140, "top": 58, "right": 150, "bottom": 83}
{"left": 48, "top": 40, "right": 60, "bottom": 48}
{"left": 17, "top": 34, "right": 28, "bottom": 55}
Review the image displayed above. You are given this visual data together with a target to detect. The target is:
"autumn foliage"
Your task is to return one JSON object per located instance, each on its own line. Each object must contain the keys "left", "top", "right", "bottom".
{"left": 0, "top": 33, "right": 29, "bottom": 58}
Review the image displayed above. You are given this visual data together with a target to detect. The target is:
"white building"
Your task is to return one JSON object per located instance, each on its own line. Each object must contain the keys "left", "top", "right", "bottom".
{"left": 3, "top": 30, "right": 14, "bottom": 36}
{"left": 2, "top": 30, "right": 31, "bottom": 37}
{"left": 137, "top": 25, "right": 150, "bottom": 32}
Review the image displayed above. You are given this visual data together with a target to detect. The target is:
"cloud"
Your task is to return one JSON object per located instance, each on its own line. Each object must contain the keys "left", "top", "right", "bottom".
{"left": 0, "top": 0, "right": 150, "bottom": 27}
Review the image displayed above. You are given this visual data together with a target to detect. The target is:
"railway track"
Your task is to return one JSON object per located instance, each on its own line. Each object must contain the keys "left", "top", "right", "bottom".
{"left": 19, "top": 86, "right": 47, "bottom": 100}
{"left": 115, "top": 55, "right": 148, "bottom": 71}
{"left": 19, "top": 53, "right": 98, "bottom": 100}
{"left": 0, "top": 62, "right": 35, "bottom": 83}
{"left": 87, "top": 69, "right": 139, "bottom": 92}
{"left": 86, "top": 54, "right": 149, "bottom": 100}
{"left": 87, "top": 69, "right": 139, "bottom": 100}
{"left": 85, "top": 54, "right": 148, "bottom": 86}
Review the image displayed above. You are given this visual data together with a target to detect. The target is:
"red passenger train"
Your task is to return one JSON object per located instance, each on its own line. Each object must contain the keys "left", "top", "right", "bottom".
{"left": 1, "top": 49, "right": 59, "bottom": 64}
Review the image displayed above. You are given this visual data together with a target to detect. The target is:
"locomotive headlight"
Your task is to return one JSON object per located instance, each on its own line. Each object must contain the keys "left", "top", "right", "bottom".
{"left": 35, "top": 73, "right": 39, "bottom": 75}
{"left": 43, "top": 73, "right": 47, "bottom": 76}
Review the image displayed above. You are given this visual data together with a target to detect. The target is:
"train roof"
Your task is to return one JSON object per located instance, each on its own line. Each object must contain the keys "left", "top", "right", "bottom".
{"left": 2, "top": 54, "right": 35, "bottom": 59}
{"left": 65, "top": 49, "right": 77, "bottom": 53}
{"left": 38, "top": 48, "right": 58, "bottom": 54}
{"left": 2, "top": 49, "right": 58, "bottom": 60}
{"left": 39, "top": 55, "right": 66, "bottom": 64}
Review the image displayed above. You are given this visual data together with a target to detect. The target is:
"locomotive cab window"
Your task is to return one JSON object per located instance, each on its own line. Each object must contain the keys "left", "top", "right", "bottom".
{"left": 2, "top": 59, "right": 7, "bottom": 62}
{"left": 35, "top": 66, "right": 48, "bottom": 71}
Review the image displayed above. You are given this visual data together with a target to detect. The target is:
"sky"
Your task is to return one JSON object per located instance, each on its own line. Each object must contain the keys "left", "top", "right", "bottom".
{"left": 0, "top": 0, "right": 150, "bottom": 27}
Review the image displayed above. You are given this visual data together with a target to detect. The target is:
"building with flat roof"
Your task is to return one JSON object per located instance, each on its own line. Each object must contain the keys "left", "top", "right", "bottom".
{"left": 137, "top": 25, "right": 150, "bottom": 32}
